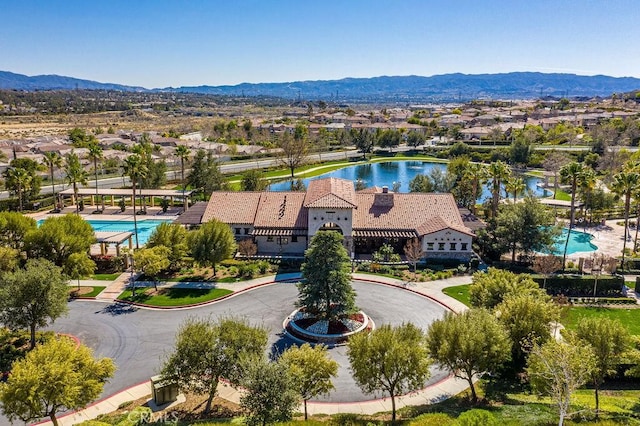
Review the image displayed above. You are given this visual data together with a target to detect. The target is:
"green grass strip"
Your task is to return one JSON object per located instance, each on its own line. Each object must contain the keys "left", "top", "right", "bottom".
{"left": 90, "top": 273, "right": 122, "bottom": 281}
{"left": 69, "top": 286, "right": 106, "bottom": 298}
{"left": 117, "top": 287, "right": 233, "bottom": 306}
{"left": 442, "top": 284, "right": 471, "bottom": 306}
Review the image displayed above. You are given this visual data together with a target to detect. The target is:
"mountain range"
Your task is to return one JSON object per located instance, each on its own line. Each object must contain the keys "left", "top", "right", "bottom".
{"left": 1, "top": 70, "right": 639, "bottom": 102}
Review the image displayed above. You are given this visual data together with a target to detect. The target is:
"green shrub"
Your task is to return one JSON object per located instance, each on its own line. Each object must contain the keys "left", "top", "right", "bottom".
{"left": 410, "top": 413, "right": 455, "bottom": 426}
{"left": 116, "top": 407, "right": 152, "bottom": 426}
{"left": 238, "top": 262, "right": 259, "bottom": 279}
{"left": 220, "top": 259, "right": 244, "bottom": 267}
{"left": 532, "top": 274, "right": 624, "bottom": 297}
{"left": 257, "top": 260, "right": 271, "bottom": 274}
{"left": 394, "top": 264, "right": 410, "bottom": 271}
{"left": 76, "top": 421, "right": 112, "bottom": 426}
{"left": 455, "top": 409, "right": 496, "bottom": 426}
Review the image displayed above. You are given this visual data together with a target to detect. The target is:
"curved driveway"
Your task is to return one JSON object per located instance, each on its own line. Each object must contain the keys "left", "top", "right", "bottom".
{"left": 50, "top": 280, "right": 450, "bottom": 402}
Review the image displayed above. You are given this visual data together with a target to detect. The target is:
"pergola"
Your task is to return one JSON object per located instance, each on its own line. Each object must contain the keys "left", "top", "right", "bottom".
{"left": 94, "top": 231, "right": 133, "bottom": 257}
{"left": 57, "top": 188, "right": 194, "bottom": 211}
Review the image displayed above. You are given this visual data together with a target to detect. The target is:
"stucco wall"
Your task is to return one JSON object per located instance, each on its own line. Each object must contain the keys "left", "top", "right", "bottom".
{"left": 307, "top": 207, "right": 353, "bottom": 237}
{"left": 255, "top": 236, "right": 308, "bottom": 254}
{"left": 422, "top": 229, "right": 473, "bottom": 259}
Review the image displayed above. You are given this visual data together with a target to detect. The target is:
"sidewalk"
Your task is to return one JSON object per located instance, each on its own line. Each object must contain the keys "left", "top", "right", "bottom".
{"left": 47, "top": 273, "right": 472, "bottom": 424}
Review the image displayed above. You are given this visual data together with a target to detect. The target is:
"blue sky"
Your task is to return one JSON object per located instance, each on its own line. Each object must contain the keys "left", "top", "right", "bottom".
{"left": 1, "top": 0, "right": 639, "bottom": 88}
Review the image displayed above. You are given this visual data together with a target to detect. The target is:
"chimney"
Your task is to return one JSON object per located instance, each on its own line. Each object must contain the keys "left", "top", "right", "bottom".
{"left": 374, "top": 186, "right": 394, "bottom": 207}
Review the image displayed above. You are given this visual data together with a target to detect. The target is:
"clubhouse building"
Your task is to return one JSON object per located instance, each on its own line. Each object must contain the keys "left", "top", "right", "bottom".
{"left": 197, "top": 177, "right": 474, "bottom": 260}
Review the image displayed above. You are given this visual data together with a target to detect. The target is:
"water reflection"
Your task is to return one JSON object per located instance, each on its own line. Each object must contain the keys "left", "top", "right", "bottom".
{"left": 269, "top": 161, "right": 547, "bottom": 201}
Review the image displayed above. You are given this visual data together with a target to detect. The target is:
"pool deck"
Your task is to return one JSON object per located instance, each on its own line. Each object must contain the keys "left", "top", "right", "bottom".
{"left": 565, "top": 221, "right": 628, "bottom": 260}
{"left": 27, "top": 206, "right": 180, "bottom": 255}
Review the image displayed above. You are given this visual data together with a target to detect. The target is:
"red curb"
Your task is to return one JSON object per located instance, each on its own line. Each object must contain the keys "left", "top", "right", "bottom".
{"left": 307, "top": 373, "right": 456, "bottom": 406}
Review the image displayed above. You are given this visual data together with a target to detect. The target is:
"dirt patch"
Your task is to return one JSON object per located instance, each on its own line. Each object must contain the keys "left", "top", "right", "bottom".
{"left": 68, "top": 286, "right": 97, "bottom": 297}
{"left": 111, "top": 393, "right": 242, "bottom": 422}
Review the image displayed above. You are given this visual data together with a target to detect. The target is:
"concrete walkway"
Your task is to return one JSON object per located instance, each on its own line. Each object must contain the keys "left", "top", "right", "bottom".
{"left": 45, "top": 273, "right": 473, "bottom": 425}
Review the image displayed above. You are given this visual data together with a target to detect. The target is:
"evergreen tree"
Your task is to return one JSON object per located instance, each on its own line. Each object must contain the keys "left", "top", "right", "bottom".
{"left": 298, "top": 231, "right": 355, "bottom": 321}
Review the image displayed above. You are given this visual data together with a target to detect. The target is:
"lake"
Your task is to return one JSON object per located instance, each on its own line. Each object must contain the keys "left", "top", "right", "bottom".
{"left": 268, "top": 161, "right": 547, "bottom": 201}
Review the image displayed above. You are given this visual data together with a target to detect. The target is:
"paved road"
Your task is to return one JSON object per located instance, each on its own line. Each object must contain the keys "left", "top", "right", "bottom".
{"left": 0, "top": 150, "right": 362, "bottom": 200}
{"left": 46, "top": 280, "right": 449, "bottom": 403}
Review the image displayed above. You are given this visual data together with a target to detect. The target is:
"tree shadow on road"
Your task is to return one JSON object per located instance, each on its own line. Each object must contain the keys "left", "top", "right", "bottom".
{"left": 270, "top": 331, "right": 297, "bottom": 360}
{"left": 96, "top": 302, "right": 139, "bottom": 316}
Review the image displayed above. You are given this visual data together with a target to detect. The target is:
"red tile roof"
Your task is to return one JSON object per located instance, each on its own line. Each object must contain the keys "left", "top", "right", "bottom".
{"left": 202, "top": 178, "right": 473, "bottom": 237}
{"left": 304, "top": 178, "right": 356, "bottom": 208}
{"left": 202, "top": 192, "right": 261, "bottom": 224}
{"left": 353, "top": 192, "right": 474, "bottom": 236}
{"left": 254, "top": 192, "right": 307, "bottom": 229}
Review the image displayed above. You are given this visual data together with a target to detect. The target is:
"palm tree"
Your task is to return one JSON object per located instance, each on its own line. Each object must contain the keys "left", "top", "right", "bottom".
{"left": 175, "top": 145, "right": 190, "bottom": 212}
{"left": 577, "top": 167, "right": 596, "bottom": 231}
{"left": 87, "top": 142, "right": 103, "bottom": 212}
{"left": 611, "top": 170, "right": 640, "bottom": 270}
{"left": 64, "top": 152, "right": 88, "bottom": 215}
{"left": 42, "top": 152, "right": 63, "bottom": 209}
{"left": 559, "top": 162, "right": 589, "bottom": 269}
{"left": 463, "top": 163, "right": 487, "bottom": 214}
{"left": 505, "top": 176, "right": 526, "bottom": 203}
{"left": 4, "top": 167, "right": 32, "bottom": 212}
{"left": 487, "top": 160, "right": 511, "bottom": 218}
{"left": 123, "top": 154, "right": 148, "bottom": 249}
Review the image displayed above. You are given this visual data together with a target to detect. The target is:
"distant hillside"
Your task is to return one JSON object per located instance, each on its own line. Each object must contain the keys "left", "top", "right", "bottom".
{"left": 2, "top": 70, "right": 639, "bottom": 102}
{"left": 165, "top": 73, "right": 640, "bottom": 102}
{"left": 0, "top": 71, "right": 145, "bottom": 92}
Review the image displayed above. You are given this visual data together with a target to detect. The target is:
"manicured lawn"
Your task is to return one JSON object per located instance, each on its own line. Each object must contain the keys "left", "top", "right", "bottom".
{"left": 90, "top": 273, "right": 121, "bottom": 281}
{"left": 117, "top": 287, "right": 233, "bottom": 306}
{"left": 442, "top": 284, "right": 471, "bottom": 306}
{"left": 551, "top": 189, "right": 572, "bottom": 202}
{"left": 561, "top": 306, "right": 640, "bottom": 335}
{"left": 69, "top": 286, "right": 106, "bottom": 298}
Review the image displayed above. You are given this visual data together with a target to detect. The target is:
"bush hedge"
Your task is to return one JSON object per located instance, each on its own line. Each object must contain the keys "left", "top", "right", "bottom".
{"left": 568, "top": 297, "right": 637, "bottom": 305}
{"left": 533, "top": 274, "right": 624, "bottom": 297}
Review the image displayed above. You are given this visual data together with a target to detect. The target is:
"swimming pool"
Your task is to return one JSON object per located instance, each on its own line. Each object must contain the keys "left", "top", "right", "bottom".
{"left": 38, "top": 218, "right": 171, "bottom": 246}
{"left": 549, "top": 228, "right": 598, "bottom": 255}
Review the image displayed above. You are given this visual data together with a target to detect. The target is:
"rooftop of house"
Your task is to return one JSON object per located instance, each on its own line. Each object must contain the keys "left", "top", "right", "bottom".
{"left": 202, "top": 178, "right": 473, "bottom": 237}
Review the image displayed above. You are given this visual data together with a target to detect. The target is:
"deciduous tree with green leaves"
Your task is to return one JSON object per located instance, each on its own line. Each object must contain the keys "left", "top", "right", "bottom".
{"left": 493, "top": 196, "right": 560, "bottom": 264}
{"left": 426, "top": 309, "right": 510, "bottom": 402}
{"left": 134, "top": 246, "right": 170, "bottom": 290}
{"left": 25, "top": 214, "right": 94, "bottom": 267}
{"left": 496, "top": 293, "right": 559, "bottom": 363}
{"left": 469, "top": 268, "right": 544, "bottom": 310}
{"left": 527, "top": 339, "right": 596, "bottom": 426}
{"left": 0, "top": 337, "right": 115, "bottom": 426}
{"left": 189, "top": 219, "right": 236, "bottom": 276}
{"left": 146, "top": 222, "right": 188, "bottom": 271}
{"left": 0, "top": 212, "right": 36, "bottom": 251}
{"left": 280, "top": 343, "right": 338, "bottom": 420}
{"left": 63, "top": 252, "right": 96, "bottom": 289}
{"left": 574, "top": 317, "right": 630, "bottom": 417}
{"left": 298, "top": 231, "right": 355, "bottom": 322}
{"left": 161, "top": 316, "right": 268, "bottom": 413}
{"left": 187, "top": 149, "right": 228, "bottom": 194}
{"left": 240, "top": 358, "right": 299, "bottom": 426}
{"left": 408, "top": 174, "right": 434, "bottom": 193}
{"left": 348, "top": 323, "right": 431, "bottom": 423}
{"left": 277, "top": 130, "right": 310, "bottom": 178}
{"left": 0, "top": 258, "right": 69, "bottom": 349}
{"left": 241, "top": 169, "right": 269, "bottom": 191}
